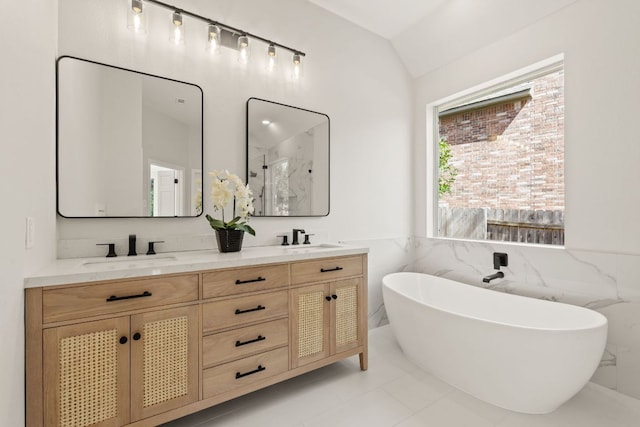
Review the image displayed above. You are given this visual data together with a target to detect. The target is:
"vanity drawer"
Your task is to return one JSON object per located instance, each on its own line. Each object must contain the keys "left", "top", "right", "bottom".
{"left": 42, "top": 274, "right": 199, "bottom": 323}
{"left": 203, "top": 264, "right": 289, "bottom": 299}
{"left": 291, "top": 255, "right": 363, "bottom": 285}
{"left": 203, "top": 318, "right": 289, "bottom": 367}
{"left": 202, "top": 346, "right": 289, "bottom": 399}
{"left": 202, "top": 290, "right": 288, "bottom": 333}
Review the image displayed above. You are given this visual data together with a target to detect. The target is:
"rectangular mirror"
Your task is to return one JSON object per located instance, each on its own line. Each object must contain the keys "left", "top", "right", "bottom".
{"left": 246, "top": 98, "right": 329, "bottom": 217}
{"left": 57, "top": 56, "right": 203, "bottom": 217}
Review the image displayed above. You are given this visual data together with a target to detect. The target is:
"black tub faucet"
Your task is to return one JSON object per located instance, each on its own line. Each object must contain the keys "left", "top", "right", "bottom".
{"left": 483, "top": 271, "right": 504, "bottom": 283}
{"left": 483, "top": 252, "right": 508, "bottom": 282}
{"left": 493, "top": 252, "right": 508, "bottom": 270}
{"left": 128, "top": 234, "right": 137, "bottom": 256}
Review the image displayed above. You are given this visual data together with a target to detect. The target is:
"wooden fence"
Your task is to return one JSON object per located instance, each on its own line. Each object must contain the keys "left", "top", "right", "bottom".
{"left": 439, "top": 207, "right": 564, "bottom": 245}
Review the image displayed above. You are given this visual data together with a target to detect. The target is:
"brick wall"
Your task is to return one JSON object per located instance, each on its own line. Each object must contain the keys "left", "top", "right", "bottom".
{"left": 439, "top": 70, "right": 564, "bottom": 211}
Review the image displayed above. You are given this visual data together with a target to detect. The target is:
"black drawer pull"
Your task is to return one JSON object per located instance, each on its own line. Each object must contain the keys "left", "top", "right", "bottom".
{"left": 235, "top": 335, "right": 266, "bottom": 347}
{"left": 235, "top": 276, "right": 266, "bottom": 285}
{"left": 106, "top": 291, "right": 152, "bottom": 302}
{"left": 325, "top": 296, "right": 332, "bottom": 301}
{"left": 236, "top": 365, "right": 266, "bottom": 379}
{"left": 235, "top": 305, "right": 266, "bottom": 315}
{"left": 320, "top": 266, "right": 343, "bottom": 273}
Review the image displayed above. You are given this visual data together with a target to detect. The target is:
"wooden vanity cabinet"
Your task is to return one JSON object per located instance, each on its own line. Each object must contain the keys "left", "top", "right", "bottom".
{"left": 290, "top": 256, "right": 366, "bottom": 369}
{"left": 201, "top": 263, "right": 291, "bottom": 401}
{"left": 30, "top": 275, "right": 200, "bottom": 427}
{"left": 26, "top": 254, "right": 367, "bottom": 427}
{"left": 130, "top": 306, "right": 199, "bottom": 421}
{"left": 41, "top": 306, "right": 199, "bottom": 426}
{"left": 42, "top": 317, "right": 131, "bottom": 427}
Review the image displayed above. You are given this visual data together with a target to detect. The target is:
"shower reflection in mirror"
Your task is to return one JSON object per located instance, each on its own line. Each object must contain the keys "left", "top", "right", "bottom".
{"left": 247, "top": 98, "right": 329, "bottom": 217}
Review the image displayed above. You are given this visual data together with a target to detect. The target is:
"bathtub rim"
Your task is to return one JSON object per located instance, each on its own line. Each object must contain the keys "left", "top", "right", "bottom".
{"left": 382, "top": 271, "right": 608, "bottom": 333}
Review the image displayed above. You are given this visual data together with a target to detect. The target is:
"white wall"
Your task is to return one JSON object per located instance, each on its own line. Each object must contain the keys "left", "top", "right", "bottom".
{"left": 56, "top": 0, "right": 413, "bottom": 251}
{"left": 102, "top": 69, "right": 144, "bottom": 216}
{"left": 0, "top": 0, "right": 57, "bottom": 423}
{"left": 58, "top": 59, "right": 103, "bottom": 215}
{"left": 411, "top": 0, "right": 640, "bottom": 398}
{"left": 414, "top": 0, "right": 640, "bottom": 252}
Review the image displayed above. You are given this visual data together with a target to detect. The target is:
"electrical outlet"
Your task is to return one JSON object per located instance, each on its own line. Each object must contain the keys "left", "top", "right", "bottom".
{"left": 25, "top": 217, "right": 35, "bottom": 249}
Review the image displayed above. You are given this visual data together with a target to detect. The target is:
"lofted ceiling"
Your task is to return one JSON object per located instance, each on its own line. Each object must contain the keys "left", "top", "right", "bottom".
{"left": 307, "top": 0, "right": 578, "bottom": 77}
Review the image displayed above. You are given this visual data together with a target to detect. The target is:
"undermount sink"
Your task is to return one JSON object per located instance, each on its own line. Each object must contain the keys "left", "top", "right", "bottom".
{"left": 282, "top": 243, "right": 343, "bottom": 250}
{"left": 82, "top": 255, "right": 177, "bottom": 266}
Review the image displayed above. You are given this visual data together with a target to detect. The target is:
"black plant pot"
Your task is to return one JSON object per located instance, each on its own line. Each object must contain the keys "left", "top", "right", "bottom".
{"left": 215, "top": 229, "right": 244, "bottom": 253}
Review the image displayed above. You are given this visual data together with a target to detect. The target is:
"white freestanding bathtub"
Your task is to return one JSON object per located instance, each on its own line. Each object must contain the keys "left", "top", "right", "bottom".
{"left": 382, "top": 272, "right": 607, "bottom": 414}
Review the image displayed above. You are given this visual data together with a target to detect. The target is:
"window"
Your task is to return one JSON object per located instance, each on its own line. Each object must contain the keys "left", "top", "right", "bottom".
{"left": 432, "top": 60, "right": 564, "bottom": 245}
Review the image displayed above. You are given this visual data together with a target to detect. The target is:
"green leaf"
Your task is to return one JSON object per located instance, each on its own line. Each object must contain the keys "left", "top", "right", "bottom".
{"left": 205, "top": 214, "right": 226, "bottom": 230}
{"left": 226, "top": 216, "right": 242, "bottom": 227}
{"left": 438, "top": 137, "right": 458, "bottom": 196}
{"left": 234, "top": 223, "right": 256, "bottom": 236}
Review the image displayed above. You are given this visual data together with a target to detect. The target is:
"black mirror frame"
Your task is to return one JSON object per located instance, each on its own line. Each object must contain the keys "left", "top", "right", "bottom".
{"left": 56, "top": 55, "right": 204, "bottom": 219}
{"left": 245, "top": 97, "right": 330, "bottom": 218}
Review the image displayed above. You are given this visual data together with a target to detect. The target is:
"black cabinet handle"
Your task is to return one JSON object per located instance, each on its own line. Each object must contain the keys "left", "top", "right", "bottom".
{"left": 235, "top": 335, "right": 266, "bottom": 347}
{"left": 235, "top": 305, "right": 266, "bottom": 315}
{"left": 236, "top": 365, "right": 266, "bottom": 379}
{"left": 320, "top": 266, "right": 343, "bottom": 273}
{"left": 119, "top": 336, "right": 128, "bottom": 345}
{"left": 332, "top": 294, "right": 338, "bottom": 300}
{"left": 133, "top": 332, "right": 141, "bottom": 341}
{"left": 235, "top": 277, "right": 266, "bottom": 285}
{"left": 325, "top": 296, "right": 332, "bottom": 301}
{"left": 106, "top": 291, "right": 152, "bottom": 302}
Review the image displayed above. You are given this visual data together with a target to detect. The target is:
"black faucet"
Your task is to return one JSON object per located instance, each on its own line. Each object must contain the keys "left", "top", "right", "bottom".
{"left": 483, "top": 252, "right": 508, "bottom": 282}
{"left": 146, "top": 240, "right": 164, "bottom": 255}
{"left": 292, "top": 229, "right": 305, "bottom": 245}
{"left": 128, "top": 234, "right": 137, "bottom": 256}
{"left": 482, "top": 271, "right": 504, "bottom": 283}
{"left": 493, "top": 252, "right": 508, "bottom": 270}
{"left": 97, "top": 243, "right": 117, "bottom": 257}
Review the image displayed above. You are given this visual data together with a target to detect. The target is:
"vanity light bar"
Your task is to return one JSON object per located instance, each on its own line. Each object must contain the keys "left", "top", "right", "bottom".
{"left": 141, "top": 0, "right": 306, "bottom": 60}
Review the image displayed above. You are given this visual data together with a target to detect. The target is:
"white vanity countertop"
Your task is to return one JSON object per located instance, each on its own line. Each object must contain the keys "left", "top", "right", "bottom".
{"left": 24, "top": 243, "right": 369, "bottom": 288}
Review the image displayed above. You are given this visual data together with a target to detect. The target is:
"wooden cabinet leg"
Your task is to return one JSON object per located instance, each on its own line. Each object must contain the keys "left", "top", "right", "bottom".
{"left": 359, "top": 351, "right": 368, "bottom": 371}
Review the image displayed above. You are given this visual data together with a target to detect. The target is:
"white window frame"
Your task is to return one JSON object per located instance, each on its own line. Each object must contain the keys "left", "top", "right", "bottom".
{"left": 425, "top": 54, "right": 565, "bottom": 242}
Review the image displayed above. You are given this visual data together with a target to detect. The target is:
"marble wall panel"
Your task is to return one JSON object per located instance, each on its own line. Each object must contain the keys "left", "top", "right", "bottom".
{"left": 406, "top": 236, "right": 640, "bottom": 400}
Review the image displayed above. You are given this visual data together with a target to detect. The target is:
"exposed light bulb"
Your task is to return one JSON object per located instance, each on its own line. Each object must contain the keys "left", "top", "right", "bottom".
{"left": 207, "top": 24, "right": 221, "bottom": 54}
{"left": 262, "top": 119, "right": 271, "bottom": 125}
{"left": 292, "top": 53, "right": 303, "bottom": 80}
{"left": 266, "top": 44, "right": 277, "bottom": 71}
{"left": 238, "top": 35, "right": 250, "bottom": 64}
{"left": 127, "top": 0, "right": 146, "bottom": 33}
{"left": 131, "top": 0, "right": 142, "bottom": 14}
{"left": 170, "top": 11, "right": 184, "bottom": 45}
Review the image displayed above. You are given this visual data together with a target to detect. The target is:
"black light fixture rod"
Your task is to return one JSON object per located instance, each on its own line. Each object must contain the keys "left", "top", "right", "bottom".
{"left": 144, "top": 0, "right": 306, "bottom": 56}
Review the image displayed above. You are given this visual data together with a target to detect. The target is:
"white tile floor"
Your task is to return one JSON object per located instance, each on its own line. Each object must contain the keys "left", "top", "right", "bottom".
{"left": 164, "top": 326, "right": 640, "bottom": 427}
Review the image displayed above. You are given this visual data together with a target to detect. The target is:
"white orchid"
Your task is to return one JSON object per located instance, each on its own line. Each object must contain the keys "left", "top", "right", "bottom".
{"left": 205, "top": 170, "right": 256, "bottom": 236}
{"left": 210, "top": 173, "right": 232, "bottom": 211}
